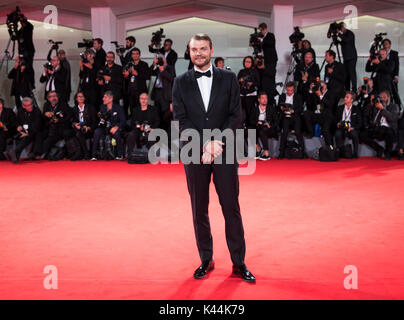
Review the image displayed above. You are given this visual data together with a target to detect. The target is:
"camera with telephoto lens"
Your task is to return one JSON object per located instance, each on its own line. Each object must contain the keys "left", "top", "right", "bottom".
{"left": 374, "top": 96, "right": 383, "bottom": 105}
{"left": 50, "top": 111, "right": 63, "bottom": 123}
{"left": 77, "top": 39, "right": 94, "bottom": 49}
{"left": 240, "top": 74, "right": 255, "bottom": 91}
{"left": 43, "top": 61, "right": 54, "bottom": 71}
{"left": 151, "top": 28, "right": 165, "bottom": 47}
{"left": 98, "top": 110, "right": 112, "bottom": 130}
{"left": 6, "top": 6, "right": 25, "bottom": 41}
{"left": 111, "top": 41, "right": 125, "bottom": 55}
{"left": 13, "top": 127, "right": 28, "bottom": 139}
{"left": 279, "top": 103, "right": 294, "bottom": 118}
{"left": 48, "top": 39, "right": 63, "bottom": 51}
{"left": 369, "top": 32, "right": 387, "bottom": 60}
{"left": 124, "top": 61, "right": 135, "bottom": 72}
{"left": 249, "top": 28, "right": 263, "bottom": 56}
{"left": 340, "top": 120, "right": 351, "bottom": 132}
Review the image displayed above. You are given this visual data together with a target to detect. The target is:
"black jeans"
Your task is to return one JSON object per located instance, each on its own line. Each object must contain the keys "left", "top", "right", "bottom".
{"left": 256, "top": 124, "right": 278, "bottom": 150}
{"left": 303, "top": 109, "right": 334, "bottom": 146}
{"left": 344, "top": 58, "right": 357, "bottom": 91}
{"left": 335, "top": 128, "right": 359, "bottom": 156}
{"left": 360, "top": 126, "right": 396, "bottom": 155}
{"left": 279, "top": 116, "right": 305, "bottom": 155}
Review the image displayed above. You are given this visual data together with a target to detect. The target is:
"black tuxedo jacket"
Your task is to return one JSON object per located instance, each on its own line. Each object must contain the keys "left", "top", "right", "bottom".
{"left": 278, "top": 93, "right": 303, "bottom": 118}
{"left": 150, "top": 64, "right": 175, "bottom": 102}
{"left": 336, "top": 104, "right": 362, "bottom": 129}
{"left": 39, "top": 65, "right": 68, "bottom": 101}
{"left": 173, "top": 66, "right": 241, "bottom": 150}
{"left": 42, "top": 101, "right": 73, "bottom": 130}
{"left": 325, "top": 61, "right": 346, "bottom": 98}
{"left": 72, "top": 104, "right": 97, "bottom": 131}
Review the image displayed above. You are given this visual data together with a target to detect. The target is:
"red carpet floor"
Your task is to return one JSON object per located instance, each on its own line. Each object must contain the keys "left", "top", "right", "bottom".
{"left": 0, "top": 158, "right": 404, "bottom": 299}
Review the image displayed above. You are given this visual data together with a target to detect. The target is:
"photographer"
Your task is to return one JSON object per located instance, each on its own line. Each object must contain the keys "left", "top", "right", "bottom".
{"left": 0, "top": 99, "right": 17, "bottom": 160}
{"left": 150, "top": 55, "right": 175, "bottom": 136}
{"left": 122, "top": 48, "right": 151, "bottom": 116}
{"left": 365, "top": 49, "right": 394, "bottom": 94}
{"left": 117, "top": 36, "right": 136, "bottom": 67}
{"left": 149, "top": 39, "right": 178, "bottom": 76}
{"left": 71, "top": 92, "right": 97, "bottom": 159}
{"left": 237, "top": 56, "right": 260, "bottom": 124}
{"left": 383, "top": 39, "right": 400, "bottom": 104}
{"left": 294, "top": 51, "right": 320, "bottom": 100}
{"left": 359, "top": 91, "right": 399, "bottom": 160}
{"left": 302, "top": 40, "right": 316, "bottom": 62}
{"left": 339, "top": 23, "right": 358, "bottom": 91}
{"left": 39, "top": 56, "right": 68, "bottom": 102}
{"left": 8, "top": 55, "right": 34, "bottom": 109}
{"left": 258, "top": 23, "right": 277, "bottom": 97}
{"left": 324, "top": 49, "right": 346, "bottom": 106}
{"left": 277, "top": 82, "right": 306, "bottom": 159}
{"left": 184, "top": 44, "right": 194, "bottom": 70}
{"left": 57, "top": 50, "right": 71, "bottom": 102}
{"left": 4, "top": 97, "right": 41, "bottom": 163}
{"left": 39, "top": 91, "right": 73, "bottom": 158}
{"left": 335, "top": 91, "right": 362, "bottom": 158}
{"left": 79, "top": 49, "right": 98, "bottom": 108}
{"left": 91, "top": 91, "right": 126, "bottom": 160}
{"left": 126, "top": 93, "right": 160, "bottom": 154}
{"left": 93, "top": 38, "right": 106, "bottom": 73}
{"left": 303, "top": 80, "right": 334, "bottom": 146}
{"left": 356, "top": 78, "right": 375, "bottom": 110}
{"left": 247, "top": 92, "right": 279, "bottom": 160}
{"left": 255, "top": 57, "right": 275, "bottom": 104}
{"left": 97, "top": 51, "right": 123, "bottom": 104}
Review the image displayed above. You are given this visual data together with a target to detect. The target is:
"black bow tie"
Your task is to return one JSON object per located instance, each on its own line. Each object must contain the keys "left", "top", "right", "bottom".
{"left": 195, "top": 70, "right": 212, "bottom": 79}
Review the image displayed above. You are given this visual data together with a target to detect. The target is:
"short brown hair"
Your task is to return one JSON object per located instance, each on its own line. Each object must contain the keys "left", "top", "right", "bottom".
{"left": 189, "top": 34, "right": 213, "bottom": 49}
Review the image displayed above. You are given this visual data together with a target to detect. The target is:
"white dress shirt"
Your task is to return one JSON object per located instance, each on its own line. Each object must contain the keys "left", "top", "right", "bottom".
{"left": 285, "top": 93, "right": 294, "bottom": 105}
{"left": 194, "top": 64, "right": 213, "bottom": 112}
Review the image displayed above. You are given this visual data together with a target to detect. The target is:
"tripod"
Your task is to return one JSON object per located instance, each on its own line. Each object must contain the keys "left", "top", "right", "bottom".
{"left": 0, "top": 38, "right": 16, "bottom": 73}
{"left": 320, "top": 36, "right": 342, "bottom": 73}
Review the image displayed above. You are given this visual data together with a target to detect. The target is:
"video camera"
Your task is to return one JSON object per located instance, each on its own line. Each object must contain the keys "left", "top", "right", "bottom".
{"left": 49, "top": 40, "right": 63, "bottom": 51}
{"left": 6, "top": 6, "right": 25, "bottom": 41}
{"left": 78, "top": 39, "right": 94, "bottom": 49}
{"left": 369, "top": 32, "right": 387, "bottom": 60}
{"left": 327, "top": 21, "right": 343, "bottom": 40}
{"left": 151, "top": 28, "right": 165, "bottom": 47}
{"left": 289, "top": 26, "right": 305, "bottom": 45}
{"left": 249, "top": 28, "right": 263, "bottom": 57}
{"left": 111, "top": 41, "right": 125, "bottom": 55}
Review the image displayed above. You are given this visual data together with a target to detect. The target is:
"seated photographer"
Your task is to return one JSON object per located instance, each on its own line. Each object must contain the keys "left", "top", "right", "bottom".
{"left": 335, "top": 91, "right": 362, "bottom": 158}
{"left": 303, "top": 80, "right": 334, "bottom": 146}
{"left": 8, "top": 55, "right": 34, "bottom": 109}
{"left": 117, "top": 36, "right": 136, "bottom": 67}
{"left": 79, "top": 49, "right": 98, "bottom": 108}
{"left": 247, "top": 92, "right": 279, "bottom": 160}
{"left": 238, "top": 56, "right": 260, "bottom": 124}
{"left": 356, "top": 77, "right": 375, "bottom": 110}
{"left": 97, "top": 51, "right": 123, "bottom": 104}
{"left": 39, "top": 91, "right": 73, "bottom": 158}
{"left": 91, "top": 91, "right": 126, "bottom": 161}
{"left": 294, "top": 51, "right": 319, "bottom": 100}
{"left": 126, "top": 93, "right": 160, "bottom": 154}
{"left": 359, "top": 91, "right": 399, "bottom": 160}
{"left": 277, "top": 82, "right": 306, "bottom": 159}
{"left": 365, "top": 49, "right": 394, "bottom": 95}
{"left": 4, "top": 97, "right": 41, "bottom": 163}
{"left": 149, "top": 39, "right": 178, "bottom": 76}
{"left": 40, "top": 56, "right": 68, "bottom": 102}
{"left": 324, "top": 49, "right": 346, "bottom": 107}
{"left": 0, "top": 98, "right": 17, "bottom": 160}
{"left": 71, "top": 92, "right": 97, "bottom": 159}
{"left": 122, "top": 48, "right": 151, "bottom": 116}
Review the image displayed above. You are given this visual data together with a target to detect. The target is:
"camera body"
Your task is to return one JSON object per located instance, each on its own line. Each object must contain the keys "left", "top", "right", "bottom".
{"left": 98, "top": 110, "right": 112, "bottom": 129}
{"left": 111, "top": 41, "right": 125, "bottom": 55}
{"left": 151, "top": 28, "right": 165, "bottom": 47}
{"left": 124, "top": 61, "right": 135, "bottom": 72}
{"left": 369, "top": 32, "right": 387, "bottom": 60}
{"left": 289, "top": 26, "right": 304, "bottom": 45}
{"left": 44, "top": 61, "right": 54, "bottom": 72}
{"left": 340, "top": 120, "right": 351, "bottom": 131}
{"left": 6, "top": 6, "right": 25, "bottom": 41}
{"left": 249, "top": 28, "right": 263, "bottom": 56}
{"left": 327, "top": 21, "right": 343, "bottom": 39}
{"left": 77, "top": 39, "right": 94, "bottom": 49}
{"left": 279, "top": 103, "right": 294, "bottom": 118}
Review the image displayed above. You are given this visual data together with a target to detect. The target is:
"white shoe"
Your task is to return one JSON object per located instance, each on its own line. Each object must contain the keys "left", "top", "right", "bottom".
{"left": 91, "top": 157, "right": 97, "bottom": 161}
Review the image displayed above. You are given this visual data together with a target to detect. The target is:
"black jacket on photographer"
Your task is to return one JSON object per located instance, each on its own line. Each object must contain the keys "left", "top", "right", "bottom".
{"left": 278, "top": 93, "right": 304, "bottom": 118}
{"left": 324, "top": 60, "right": 346, "bottom": 102}
{"left": 17, "top": 20, "right": 35, "bottom": 67}
{"left": 295, "top": 61, "right": 320, "bottom": 101}
{"left": 150, "top": 64, "right": 175, "bottom": 106}
{"left": 237, "top": 68, "right": 260, "bottom": 96}
{"left": 387, "top": 49, "right": 399, "bottom": 81}
{"left": 72, "top": 104, "right": 97, "bottom": 133}
{"left": 16, "top": 106, "right": 42, "bottom": 137}
{"left": 149, "top": 46, "right": 178, "bottom": 74}
{"left": 98, "top": 103, "right": 126, "bottom": 132}
{"left": 335, "top": 104, "right": 362, "bottom": 130}
{"left": 339, "top": 29, "right": 357, "bottom": 61}
{"left": 93, "top": 48, "right": 106, "bottom": 73}
{"left": 79, "top": 64, "right": 98, "bottom": 106}
{"left": 40, "top": 65, "right": 68, "bottom": 102}
{"left": 99, "top": 63, "right": 123, "bottom": 102}
{"left": 365, "top": 59, "right": 394, "bottom": 94}
{"left": 131, "top": 105, "right": 160, "bottom": 130}
{"left": 42, "top": 100, "right": 73, "bottom": 132}
{"left": 119, "top": 47, "right": 136, "bottom": 67}
{"left": 261, "top": 32, "right": 278, "bottom": 70}
{"left": 247, "top": 102, "right": 279, "bottom": 132}
{"left": 0, "top": 108, "right": 17, "bottom": 152}
{"left": 125, "top": 60, "right": 151, "bottom": 97}
{"left": 8, "top": 66, "right": 35, "bottom": 106}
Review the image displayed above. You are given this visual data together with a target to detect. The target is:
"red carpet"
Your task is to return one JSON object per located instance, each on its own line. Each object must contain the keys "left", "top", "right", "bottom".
{"left": 0, "top": 158, "right": 404, "bottom": 299}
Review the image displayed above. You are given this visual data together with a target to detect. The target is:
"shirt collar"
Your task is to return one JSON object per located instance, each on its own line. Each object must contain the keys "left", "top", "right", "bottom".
{"left": 194, "top": 63, "right": 213, "bottom": 74}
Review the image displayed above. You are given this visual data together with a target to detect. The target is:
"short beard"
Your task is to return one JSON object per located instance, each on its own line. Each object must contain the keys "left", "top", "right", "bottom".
{"left": 192, "top": 56, "right": 210, "bottom": 69}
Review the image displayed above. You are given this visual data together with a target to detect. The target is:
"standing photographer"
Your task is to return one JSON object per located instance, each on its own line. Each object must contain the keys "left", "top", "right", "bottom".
{"left": 97, "top": 51, "right": 123, "bottom": 104}
{"left": 93, "top": 38, "right": 106, "bottom": 73}
{"left": 117, "top": 36, "right": 136, "bottom": 67}
{"left": 8, "top": 55, "right": 34, "bottom": 109}
{"left": 79, "top": 49, "right": 98, "bottom": 108}
{"left": 324, "top": 49, "right": 346, "bottom": 107}
{"left": 365, "top": 49, "right": 394, "bottom": 94}
{"left": 339, "top": 23, "right": 358, "bottom": 92}
{"left": 258, "top": 23, "right": 277, "bottom": 97}
{"left": 359, "top": 91, "right": 399, "bottom": 160}
{"left": 237, "top": 56, "right": 260, "bottom": 124}
{"left": 149, "top": 38, "right": 178, "bottom": 76}
{"left": 40, "top": 56, "right": 68, "bottom": 102}
{"left": 383, "top": 39, "right": 400, "bottom": 104}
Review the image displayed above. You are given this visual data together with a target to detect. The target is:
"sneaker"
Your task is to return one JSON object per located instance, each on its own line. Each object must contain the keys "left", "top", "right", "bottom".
{"left": 90, "top": 157, "right": 97, "bottom": 161}
{"left": 115, "top": 156, "right": 123, "bottom": 161}
{"left": 254, "top": 150, "right": 262, "bottom": 159}
{"left": 259, "top": 153, "right": 271, "bottom": 161}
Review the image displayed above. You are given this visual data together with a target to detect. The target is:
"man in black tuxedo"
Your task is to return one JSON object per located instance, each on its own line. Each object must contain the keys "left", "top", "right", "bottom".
{"left": 383, "top": 39, "right": 400, "bottom": 104}
{"left": 339, "top": 23, "right": 358, "bottom": 91}
{"left": 324, "top": 50, "right": 346, "bottom": 107}
{"left": 172, "top": 34, "right": 255, "bottom": 283}
{"left": 335, "top": 91, "right": 362, "bottom": 158}
{"left": 278, "top": 82, "right": 306, "bottom": 159}
{"left": 258, "top": 23, "right": 277, "bottom": 98}
{"left": 117, "top": 36, "right": 136, "bottom": 67}
{"left": 40, "top": 56, "right": 68, "bottom": 102}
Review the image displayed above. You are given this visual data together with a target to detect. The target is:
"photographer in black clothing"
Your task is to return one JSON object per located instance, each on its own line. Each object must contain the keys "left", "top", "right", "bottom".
{"left": 0, "top": 99, "right": 17, "bottom": 160}
{"left": 71, "top": 92, "right": 97, "bottom": 159}
{"left": 39, "top": 91, "right": 73, "bottom": 158}
{"left": 126, "top": 93, "right": 160, "bottom": 153}
{"left": 149, "top": 39, "right": 178, "bottom": 76}
{"left": 79, "top": 49, "right": 98, "bottom": 108}
{"left": 335, "top": 91, "right": 362, "bottom": 158}
{"left": 122, "top": 48, "right": 151, "bottom": 116}
{"left": 40, "top": 56, "right": 68, "bottom": 102}
{"left": 4, "top": 97, "right": 41, "bottom": 163}
{"left": 255, "top": 57, "right": 276, "bottom": 105}
{"left": 277, "top": 82, "right": 306, "bottom": 159}
{"left": 184, "top": 44, "right": 194, "bottom": 70}
{"left": 8, "top": 55, "right": 34, "bottom": 109}
{"left": 237, "top": 56, "right": 260, "bottom": 124}
{"left": 97, "top": 51, "right": 123, "bottom": 104}
{"left": 247, "top": 92, "right": 279, "bottom": 160}
{"left": 359, "top": 91, "right": 399, "bottom": 160}
{"left": 365, "top": 49, "right": 394, "bottom": 95}
{"left": 294, "top": 51, "right": 320, "bottom": 101}
{"left": 356, "top": 77, "right": 375, "bottom": 110}
{"left": 258, "top": 23, "right": 277, "bottom": 98}
{"left": 324, "top": 49, "right": 346, "bottom": 107}
{"left": 302, "top": 40, "right": 316, "bottom": 62}
{"left": 93, "top": 38, "right": 106, "bottom": 73}
{"left": 339, "top": 23, "right": 358, "bottom": 91}
{"left": 303, "top": 80, "right": 334, "bottom": 146}
{"left": 117, "top": 36, "right": 136, "bottom": 67}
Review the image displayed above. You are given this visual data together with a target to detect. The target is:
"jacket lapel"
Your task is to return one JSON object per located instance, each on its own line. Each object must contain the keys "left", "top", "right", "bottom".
{"left": 207, "top": 66, "right": 222, "bottom": 114}
{"left": 189, "top": 70, "right": 207, "bottom": 114}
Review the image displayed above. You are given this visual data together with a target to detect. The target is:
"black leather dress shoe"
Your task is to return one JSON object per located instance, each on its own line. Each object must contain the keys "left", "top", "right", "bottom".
{"left": 193, "top": 260, "right": 215, "bottom": 279}
{"left": 232, "top": 264, "right": 256, "bottom": 283}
